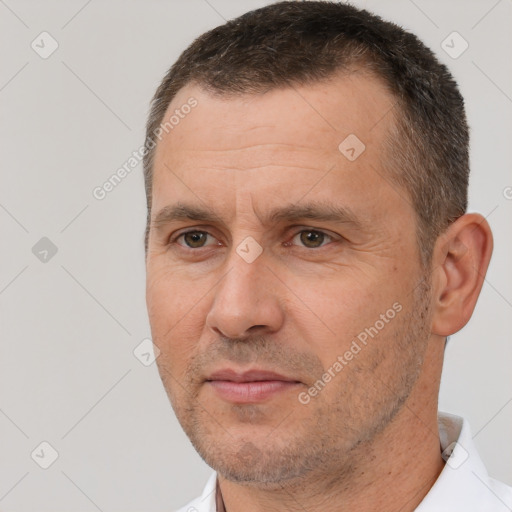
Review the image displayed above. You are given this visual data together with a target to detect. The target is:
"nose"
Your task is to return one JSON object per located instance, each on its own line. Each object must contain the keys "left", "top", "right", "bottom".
{"left": 205, "top": 247, "right": 285, "bottom": 339}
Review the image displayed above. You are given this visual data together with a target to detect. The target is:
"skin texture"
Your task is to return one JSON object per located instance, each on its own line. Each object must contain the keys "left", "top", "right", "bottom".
{"left": 145, "top": 71, "right": 493, "bottom": 512}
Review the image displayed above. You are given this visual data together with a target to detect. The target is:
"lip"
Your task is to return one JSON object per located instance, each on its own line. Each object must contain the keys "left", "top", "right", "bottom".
{"left": 206, "top": 368, "right": 299, "bottom": 383}
{"left": 205, "top": 368, "right": 302, "bottom": 403}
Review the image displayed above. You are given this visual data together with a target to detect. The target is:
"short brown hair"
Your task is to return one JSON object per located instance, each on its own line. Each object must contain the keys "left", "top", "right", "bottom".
{"left": 143, "top": 0, "right": 469, "bottom": 266}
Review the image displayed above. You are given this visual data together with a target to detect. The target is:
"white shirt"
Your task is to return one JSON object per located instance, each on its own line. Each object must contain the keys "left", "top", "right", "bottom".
{"left": 175, "top": 412, "right": 512, "bottom": 511}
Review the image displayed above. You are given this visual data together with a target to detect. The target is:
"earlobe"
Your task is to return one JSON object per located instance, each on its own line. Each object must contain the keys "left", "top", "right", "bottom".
{"left": 431, "top": 213, "right": 493, "bottom": 337}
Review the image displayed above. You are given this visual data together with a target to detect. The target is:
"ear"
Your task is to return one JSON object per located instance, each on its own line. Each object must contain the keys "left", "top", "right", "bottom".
{"left": 431, "top": 213, "right": 493, "bottom": 336}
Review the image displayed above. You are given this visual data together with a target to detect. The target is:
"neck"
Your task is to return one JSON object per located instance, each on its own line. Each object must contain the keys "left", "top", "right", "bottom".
{"left": 217, "top": 342, "right": 446, "bottom": 512}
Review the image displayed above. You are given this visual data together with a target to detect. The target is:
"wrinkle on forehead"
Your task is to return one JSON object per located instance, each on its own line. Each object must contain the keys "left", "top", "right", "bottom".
{"left": 157, "top": 72, "right": 395, "bottom": 156}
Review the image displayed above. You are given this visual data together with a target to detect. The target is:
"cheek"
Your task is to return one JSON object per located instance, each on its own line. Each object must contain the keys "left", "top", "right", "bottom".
{"left": 146, "top": 267, "right": 205, "bottom": 363}
{"left": 146, "top": 263, "right": 196, "bottom": 322}
{"left": 289, "top": 274, "right": 402, "bottom": 367}
{"left": 146, "top": 270, "right": 177, "bottom": 331}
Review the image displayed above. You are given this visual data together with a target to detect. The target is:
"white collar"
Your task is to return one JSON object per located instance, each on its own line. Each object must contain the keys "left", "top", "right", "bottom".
{"left": 177, "top": 412, "right": 512, "bottom": 511}
{"left": 415, "top": 412, "right": 512, "bottom": 511}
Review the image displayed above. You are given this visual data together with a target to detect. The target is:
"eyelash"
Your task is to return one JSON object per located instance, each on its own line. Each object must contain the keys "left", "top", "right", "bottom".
{"left": 169, "top": 228, "right": 337, "bottom": 251}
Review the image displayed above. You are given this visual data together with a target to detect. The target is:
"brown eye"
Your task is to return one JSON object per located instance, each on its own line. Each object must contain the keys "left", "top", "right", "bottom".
{"left": 178, "top": 231, "right": 211, "bottom": 248}
{"left": 293, "top": 230, "right": 332, "bottom": 248}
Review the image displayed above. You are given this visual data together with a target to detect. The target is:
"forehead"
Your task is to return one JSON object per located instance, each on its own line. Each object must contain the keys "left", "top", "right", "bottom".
{"left": 151, "top": 72, "right": 411, "bottom": 228}
{"left": 157, "top": 71, "right": 395, "bottom": 157}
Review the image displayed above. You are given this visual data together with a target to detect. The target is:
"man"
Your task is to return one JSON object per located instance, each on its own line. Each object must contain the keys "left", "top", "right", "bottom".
{"left": 143, "top": 1, "right": 511, "bottom": 510}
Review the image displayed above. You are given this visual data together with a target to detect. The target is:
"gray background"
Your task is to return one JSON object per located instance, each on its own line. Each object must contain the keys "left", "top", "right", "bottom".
{"left": 0, "top": 0, "right": 511, "bottom": 510}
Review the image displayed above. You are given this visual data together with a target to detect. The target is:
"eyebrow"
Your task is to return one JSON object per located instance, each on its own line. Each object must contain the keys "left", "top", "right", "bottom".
{"left": 266, "top": 202, "right": 363, "bottom": 227}
{"left": 151, "top": 200, "right": 365, "bottom": 233}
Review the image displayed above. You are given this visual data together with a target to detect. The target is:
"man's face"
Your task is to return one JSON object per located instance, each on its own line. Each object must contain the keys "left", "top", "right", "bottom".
{"left": 145, "top": 73, "right": 433, "bottom": 484}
